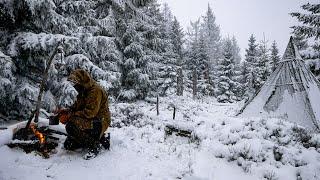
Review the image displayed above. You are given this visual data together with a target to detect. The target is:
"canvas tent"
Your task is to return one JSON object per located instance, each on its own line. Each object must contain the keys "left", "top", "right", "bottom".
{"left": 239, "top": 37, "right": 320, "bottom": 131}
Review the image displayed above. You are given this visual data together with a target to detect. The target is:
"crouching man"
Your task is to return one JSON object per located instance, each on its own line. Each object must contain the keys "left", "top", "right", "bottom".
{"left": 58, "top": 69, "right": 111, "bottom": 160}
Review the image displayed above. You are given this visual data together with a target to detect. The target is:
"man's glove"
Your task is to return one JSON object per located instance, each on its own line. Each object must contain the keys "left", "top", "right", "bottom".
{"left": 54, "top": 108, "right": 72, "bottom": 124}
{"left": 59, "top": 112, "right": 71, "bottom": 124}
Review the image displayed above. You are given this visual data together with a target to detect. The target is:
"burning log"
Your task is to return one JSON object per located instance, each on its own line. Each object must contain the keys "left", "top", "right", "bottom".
{"left": 8, "top": 124, "right": 62, "bottom": 159}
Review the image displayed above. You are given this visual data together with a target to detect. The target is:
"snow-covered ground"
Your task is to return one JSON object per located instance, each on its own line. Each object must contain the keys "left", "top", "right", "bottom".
{"left": 1, "top": 96, "right": 320, "bottom": 180}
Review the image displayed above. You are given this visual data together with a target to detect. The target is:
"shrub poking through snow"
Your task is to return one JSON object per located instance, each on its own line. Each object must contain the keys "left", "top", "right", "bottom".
{"left": 263, "top": 170, "right": 278, "bottom": 180}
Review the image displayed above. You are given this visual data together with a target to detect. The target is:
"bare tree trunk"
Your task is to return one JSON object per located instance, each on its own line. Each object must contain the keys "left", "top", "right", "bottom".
{"left": 193, "top": 68, "right": 197, "bottom": 99}
{"left": 177, "top": 67, "right": 183, "bottom": 96}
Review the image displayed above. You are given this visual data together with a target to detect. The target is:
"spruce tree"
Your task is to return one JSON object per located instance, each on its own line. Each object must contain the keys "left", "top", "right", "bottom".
{"left": 243, "top": 34, "right": 259, "bottom": 97}
{"left": 270, "top": 41, "right": 280, "bottom": 72}
{"left": 119, "top": 23, "right": 149, "bottom": 101}
{"left": 197, "top": 34, "right": 213, "bottom": 96}
{"left": 171, "top": 17, "right": 184, "bottom": 61}
{"left": 255, "top": 38, "right": 270, "bottom": 89}
{"left": 0, "top": 51, "right": 16, "bottom": 117}
{"left": 186, "top": 19, "right": 201, "bottom": 53}
{"left": 0, "top": 0, "right": 153, "bottom": 119}
{"left": 291, "top": 3, "right": 320, "bottom": 81}
{"left": 185, "top": 19, "right": 200, "bottom": 92}
{"left": 290, "top": 3, "right": 320, "bottom": 39}
{"left": 216, "top": 38, "right": 236, "bottom": 103}
{"left": 239, "top": 61, "right": 251, "bottom": 100}
{"left": 201, "top": 4, "right": 221, "bottom": 65}
{"left": 162, "top": 2, "right": 173, "bottom": 38}
{"left": 231, "top": 36, "right": 241, "bottom": 64}
{"left": 229, "top": 36, "right": 242, "bottom": 100}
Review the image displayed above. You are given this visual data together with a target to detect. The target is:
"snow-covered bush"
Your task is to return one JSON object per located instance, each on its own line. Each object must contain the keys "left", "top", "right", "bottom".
{"left": 309, "top": 134, "right": 320, "bottom": 149}
{"left": 111, "top": 103, "right": 151, "bottom": 128}
{"left": 263, "top": 170, "right": 278, "bottom": 180}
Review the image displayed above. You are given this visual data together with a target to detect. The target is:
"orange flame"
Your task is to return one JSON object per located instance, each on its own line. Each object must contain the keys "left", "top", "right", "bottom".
{"left": 30, "top": 124, "right": 45, "bottom": 144}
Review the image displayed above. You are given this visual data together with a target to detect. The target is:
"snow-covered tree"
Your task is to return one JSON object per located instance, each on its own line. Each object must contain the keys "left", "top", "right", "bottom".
{"left": 186, "top": 28, "right": 213, "bottom": 96}
{"left": 201, "top": 4, "right": 221, "bottom": 65}
{"left": 255, "top": 38, "right": 270, "bottom": 89}
{"left": 290, "top": 3, "right": 320, "bottom": 39}
{"left": 239, "top": 61, "right": 252, "bottom": 100}
{"left": 186, "top": 19, "right": 201, "bottom": 51}
{"left": 162, "top": 2, "right": 173, "bottom": 38}
{"left": 215, "top": 38, "right": 237, "bottom": 103}
{"left": 231, "top": 36, "right": 241, "bottom": 64}
{"left": 291, "top": 3, "right": 320, "bottom": 81}
{"left": 197, "top": 34, "right": 214, "bottom": 96}
{"left": 0, "top": 0, "right": 154, "bottom": 120}
{"left": 270, "top": 41, "right": 280, "bottom": 72}
{"left": 232, "top": 63, "right": 244, "bottom": 101}
{"left": 185, "top": 19, "right": 201, "bottom": 93}
{"left": 171, "top": 17, "right": 184, "bottom": 62}
{"left": 0, "top": 51, "right": 16, "bottom": 117}
{"left": 119, "top": 24, "right": 149, "bottom": 100}
{"left": 243, "top": 35, "right": 259, "bottom": 93}
{"left": 228, "top": 36, "right": 242, "bottom": 100}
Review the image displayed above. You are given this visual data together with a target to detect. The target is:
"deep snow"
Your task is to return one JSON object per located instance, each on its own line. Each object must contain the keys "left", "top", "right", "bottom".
{"left": 0, "top": 95, "right": 320, "bottom": 180}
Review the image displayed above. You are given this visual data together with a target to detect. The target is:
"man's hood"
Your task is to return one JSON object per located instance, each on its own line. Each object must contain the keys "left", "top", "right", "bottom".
{"left": 68, "top": 69, "right": 94, "bottom": 89}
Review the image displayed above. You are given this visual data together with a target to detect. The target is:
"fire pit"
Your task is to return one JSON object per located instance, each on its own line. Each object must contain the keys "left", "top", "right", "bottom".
{"left": 7, "top": 123, "right": 65, "bottom": 158}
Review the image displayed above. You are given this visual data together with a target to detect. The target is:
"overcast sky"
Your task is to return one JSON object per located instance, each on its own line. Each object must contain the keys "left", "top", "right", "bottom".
{"left": 158, "top": 0, "right": 317, "bottom": 58}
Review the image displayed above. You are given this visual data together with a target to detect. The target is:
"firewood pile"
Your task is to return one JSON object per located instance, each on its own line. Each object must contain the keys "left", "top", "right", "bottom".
{"left": 7, "top": 124, "right": 66, "bottom": 159}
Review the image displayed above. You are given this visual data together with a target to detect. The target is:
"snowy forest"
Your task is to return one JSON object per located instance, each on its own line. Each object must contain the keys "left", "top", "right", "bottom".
{"left": 0, "top": 0, "right": 319, "bottom": 120}
{"left": 0, "top": 0, "right": 320, "bottom": 179}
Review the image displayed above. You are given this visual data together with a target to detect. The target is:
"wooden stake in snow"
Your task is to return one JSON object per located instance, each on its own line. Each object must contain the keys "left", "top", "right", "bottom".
{"left": 173, "top": 106, "right": 176, "bottom": 120}
{"left": 156, "top": 95, "right": 159, "bottom": 116}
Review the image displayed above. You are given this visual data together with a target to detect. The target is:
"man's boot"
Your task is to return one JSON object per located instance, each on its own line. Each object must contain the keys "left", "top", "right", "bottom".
{"left": 83, "top": 143, "right": 102, "bottom": 160}
{"left": 64, "top": 137, "right": 82, "bottom": 151}
{"left": 100, "top": 133, "right": 110, "bottom": 150}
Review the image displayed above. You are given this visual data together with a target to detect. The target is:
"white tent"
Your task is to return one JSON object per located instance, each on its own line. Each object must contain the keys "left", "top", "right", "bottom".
{"left": 239, "top": 37, "right": 320, "bottom": 131}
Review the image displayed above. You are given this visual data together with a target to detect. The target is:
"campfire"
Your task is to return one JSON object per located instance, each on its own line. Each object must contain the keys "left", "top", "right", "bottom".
{"left": 30, "top": 124, "right": 46, "bottom": 144}
{"left": 7, "top": 123, "right": 65, "bottom": 159}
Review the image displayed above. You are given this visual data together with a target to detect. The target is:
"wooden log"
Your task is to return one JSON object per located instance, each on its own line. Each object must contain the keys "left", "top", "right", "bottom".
{"left": 164, "top": 125, "right": 200, "bottom": 144}
{"left": 165, "top": 125, "right": 192, "bottom": 138}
